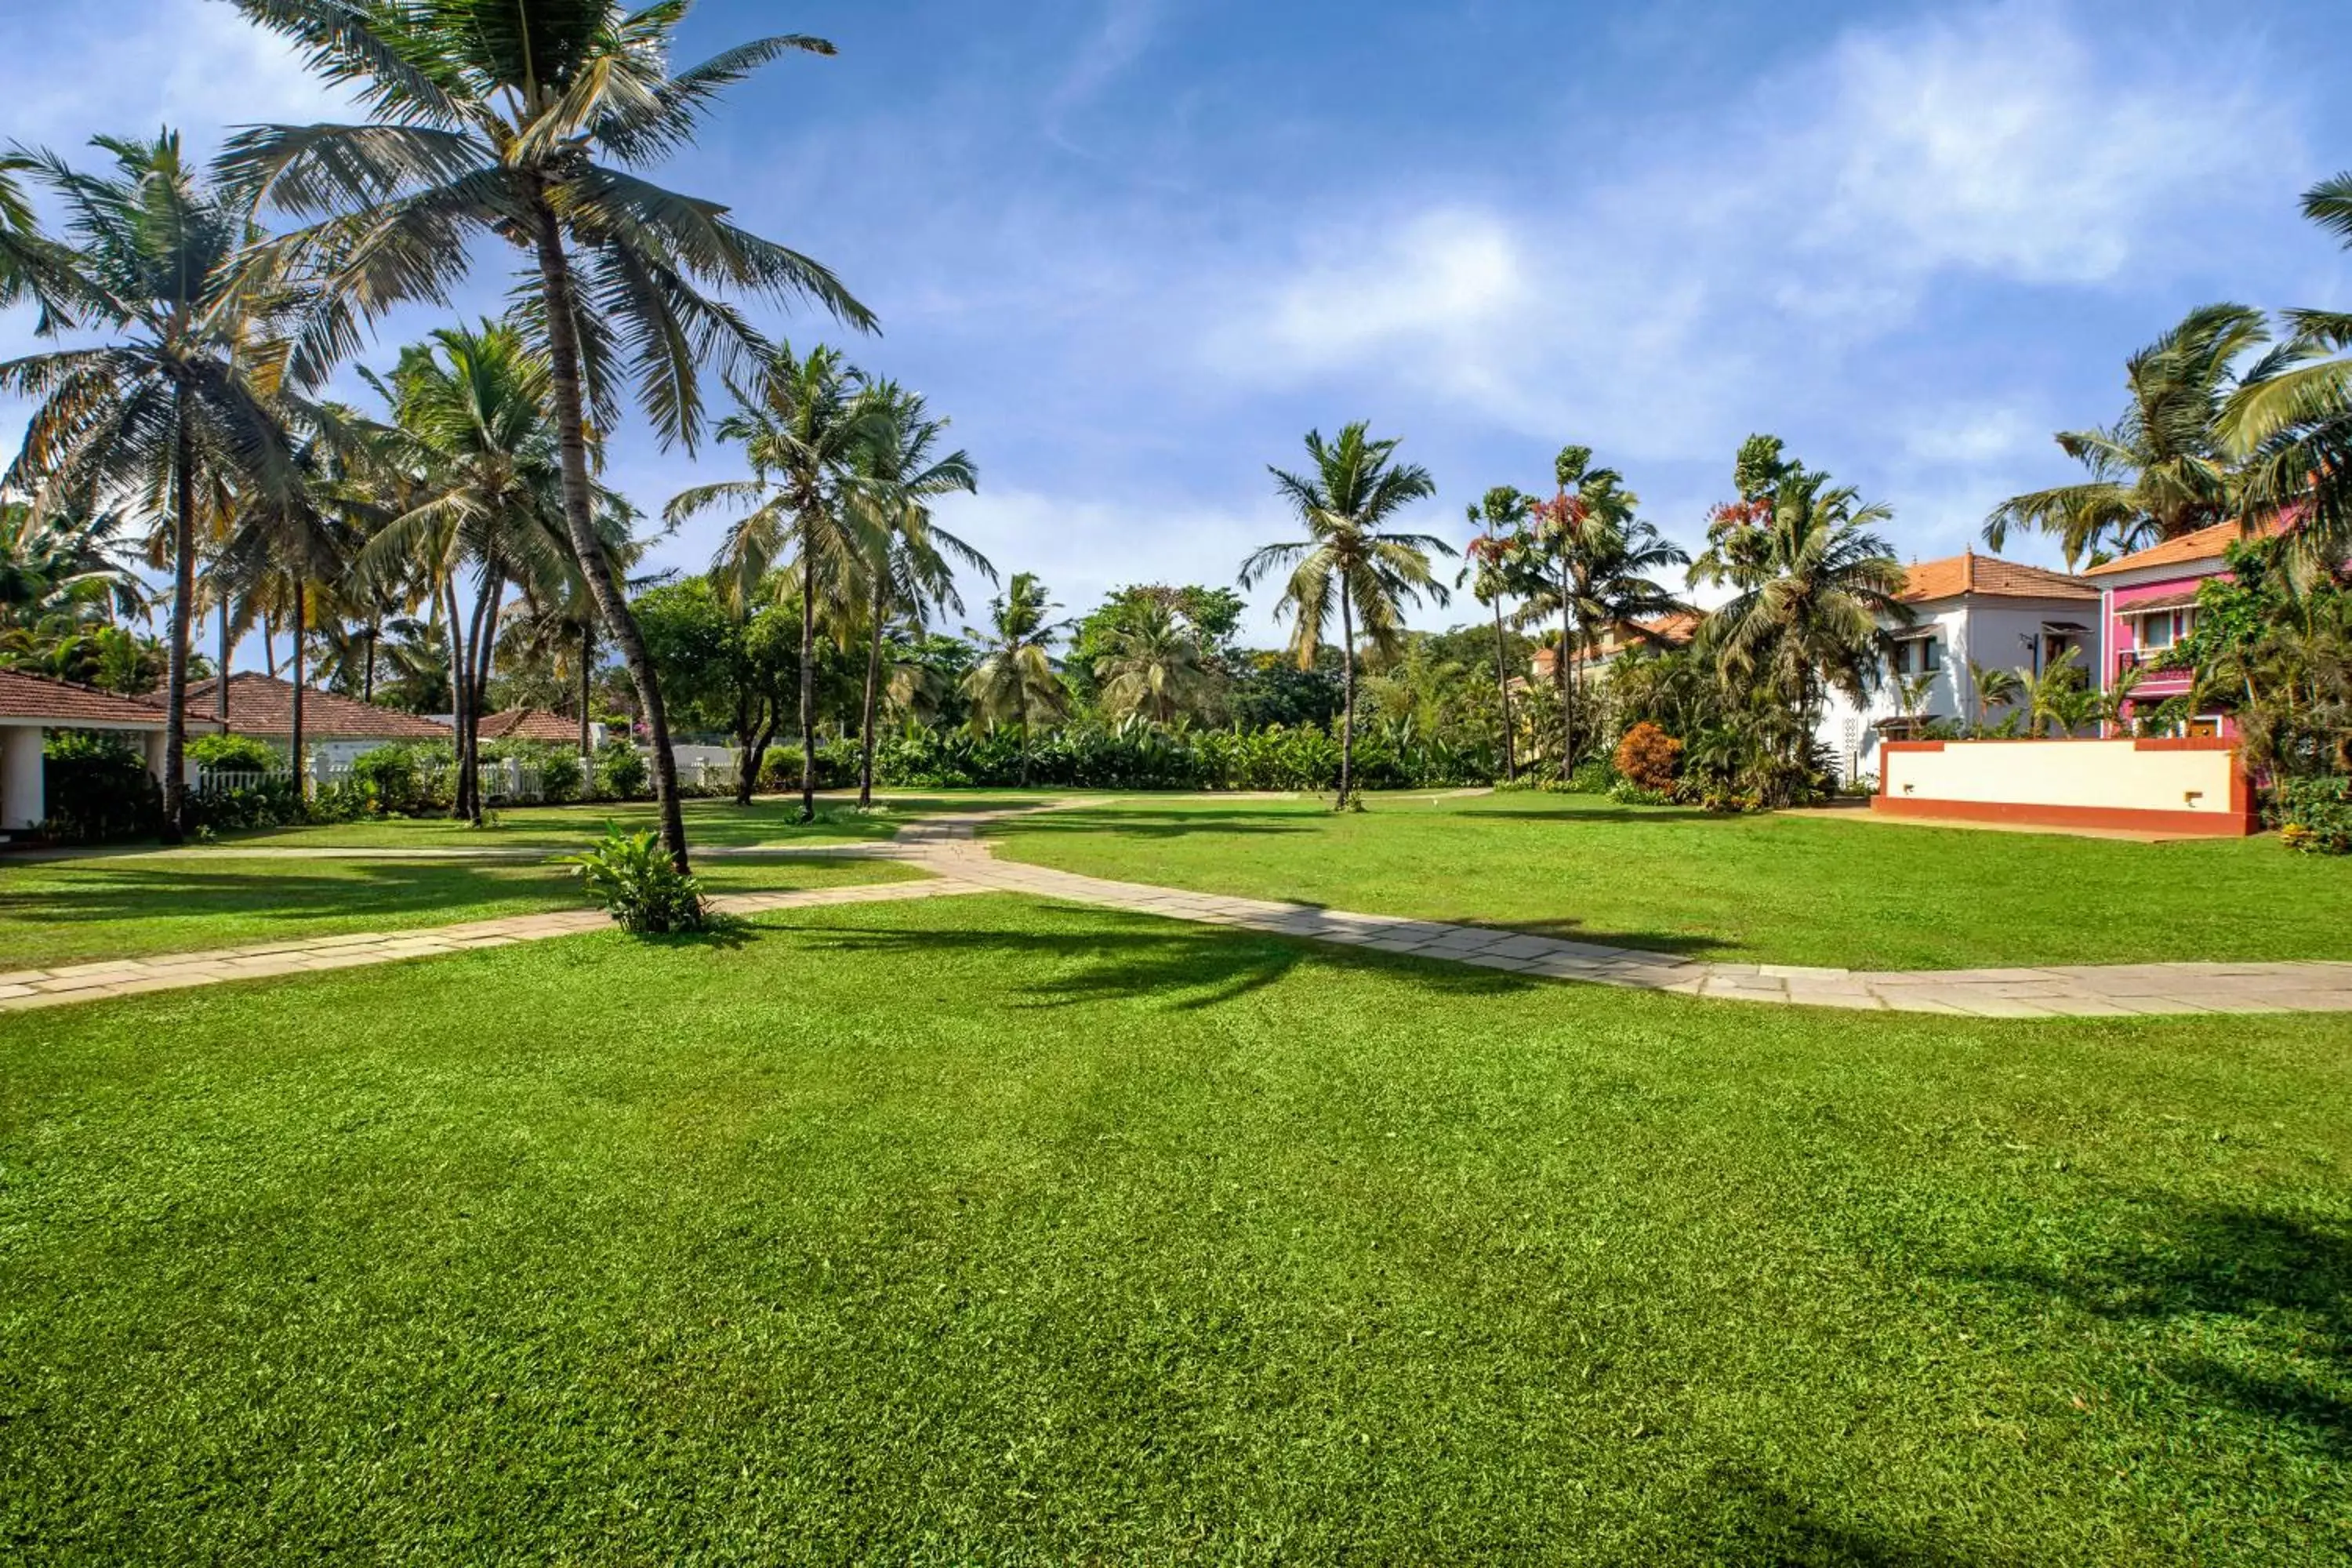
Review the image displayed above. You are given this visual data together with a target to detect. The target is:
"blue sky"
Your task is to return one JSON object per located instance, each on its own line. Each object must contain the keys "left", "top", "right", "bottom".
{"left": 3, "top": 0, "right": 2348, "bottom": 653}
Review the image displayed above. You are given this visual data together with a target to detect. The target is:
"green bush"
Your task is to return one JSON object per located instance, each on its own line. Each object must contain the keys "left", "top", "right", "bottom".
{"left": 537, "top": 750, "right": 583, "bottom": 804}
{"left": 2276, "top": 775, "right": 2352, "bottom": 855}
{"left": 347, "top": 743, "right": 448, "bottom": 815}
{"left": 39, "top": 731, "right": 160, "bottom": 843}
{"left": 593, "top": 741, "right": 648, "bottom": 800}
{"left": 562, "top": 826, "right": 705, "bottom": 934}
{"left": 187, "top": 732, "right": 283, "bottom": 773}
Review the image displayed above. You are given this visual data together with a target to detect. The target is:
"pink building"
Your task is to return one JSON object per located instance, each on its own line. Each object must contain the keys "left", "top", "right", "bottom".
{"left": 2084, "top": 517, "right": 2288, "bottom": 737}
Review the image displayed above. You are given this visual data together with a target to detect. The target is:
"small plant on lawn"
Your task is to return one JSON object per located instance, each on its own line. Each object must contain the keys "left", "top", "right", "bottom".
{"left": 564, "top": 827, "right": 707, "bottom": 934}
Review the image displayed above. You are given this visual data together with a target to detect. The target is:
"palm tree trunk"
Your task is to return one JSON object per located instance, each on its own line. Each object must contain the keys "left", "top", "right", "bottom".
{"left": 444, "top": 578, "right": 470, "bottom": 821}
{"left": 1556, "top": 567, "right": 1574, "bottom": 778}
{"left": 1491, "top": 593, "right": 1515, "bottom": 783}
{"left": 290, "top": 579, "right": 307, "bottom": 804}
{"left": 797, "top": 525, "right": 818, "bottom": 822}
{"left": 577, "top": 625, "right": 592, "bottom": 764}
{"left": 529, "top": 189, "right": 690, "bottom": 873}
{"left": 1338, "top": 580, "right": 1356, "bottom": 809}
{"left": 731, "top": 686, "right": 758, "bottom": 808}
{"left": 858, "top": 608, "right": 884, "bottom": 809}
{"left": 1016, "top": 675, "right": 1031, "bottom": 787}
{"left": 216, "top": 597, "right": 230, "bottom": 724}
{"left": 363, "top": 618, "right": 377, "bottom": 704}
{"left": 159, "top": 387, "right": 194, "bottom": 844}
{"left": 263, "top": 614, "right": 278, "bottom": 680}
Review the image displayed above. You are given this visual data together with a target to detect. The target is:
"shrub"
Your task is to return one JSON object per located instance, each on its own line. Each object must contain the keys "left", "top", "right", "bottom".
{"left": 185, "top": 774, "right": 307, "bottom": 832}
{"left": 348, "top": 744, "right": 430, "bottom": 815}
{"left": 563, "top": 826, "right": 705, "bottom": 933}
{"left": 1606, "top": 779, "right": 1673, "bottom": 807}
{"left": 187, "top": 732, "right": 283, "bottom": 774}
{"left": 593, "top": 740, "right": 648, "bottom": 800}
{"left": 537, "top": 750, "right": 583, "bottom": 804}
{"left": 1564, "top": 757, "right": 1614, "bottom": 794}
{"left": 39, "top": 731, "right": 160, "bottom": 843}
{"left": 1613, "top": 722, "right": 1682, "bottom": 793}
{"left": 2276, "top": 775, "right": 2352, "bottom": 855}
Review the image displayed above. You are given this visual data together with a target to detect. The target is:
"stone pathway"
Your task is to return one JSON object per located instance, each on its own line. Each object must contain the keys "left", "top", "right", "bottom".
{"left": 7, "top": 802, "right": 2349, "bottom": 1018}
{"left": 0, "top": 878, "right": 989, "bottom": 1013}
{"left": 876, "top": 811, "right": 2352, "bottom": 1018}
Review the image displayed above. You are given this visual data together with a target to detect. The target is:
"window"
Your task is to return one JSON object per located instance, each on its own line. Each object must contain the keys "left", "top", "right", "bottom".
{"left": 2136, "top": 607, "right": 2196, "bottom": 649}
{"left": 1891, "top": 636, "right": 1940, "bottom": 676}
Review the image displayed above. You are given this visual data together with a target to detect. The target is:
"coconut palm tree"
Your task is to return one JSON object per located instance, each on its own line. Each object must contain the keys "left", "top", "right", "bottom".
{"left": 0, "top": 131, "right": 310, "bottom": 840}
{"left": 0, "top": 156, "right": 78, "bottom": 331}
{"left": 1093, "top": 597, "right": 1208, "bottom": 725}
{"left": 846, "top": 383, "right": 985, "bottom": 806}
{"left": 1692, "top": 439, "right": 1907, "bottom": 768}
{"left": 1519, "top": 450, "right": 1687, "bottom": 774}
{"left": 222, "top": 0, "right": 875, "bottom": 869}
{"left": 1458, "top": 486, "right": 1530, "bottom": 783}
{"left": 0, "top": 498, "right": 144, "bottom": 627}
{"left": 1240, "top": 423, "right": 1449, "bottom": 809}
{"left": 2016, "top": 645, "right": 2092, "bottom": 738}
{"left": 358, "top": 322, "right": 575, "bottom": 821}
{"left": 668, "top": 343, "right": 885, "bottom": 821}
{"left": 963, "top": 573, "right": 1070, "bottom": 786}
{"left": 1963, "top": 659, "right": 2020, "bottom": 734}
{"left": 1985, "top": 303, "right": 2273, "bottom": 566}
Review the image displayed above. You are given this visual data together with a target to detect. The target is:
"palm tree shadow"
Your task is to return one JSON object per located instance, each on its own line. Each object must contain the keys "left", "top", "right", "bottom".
{"left": 1658, "top": 1465, "right": 1973, "bottom": 1566}
{"left": 1958, "top": 1199, "right": 2352, "bottom": 1456}
{"left": 982, "top": 809, "right": 1319, "bottom": 844}
{"left": 797, "top": 907, "right": 1536, "bottom": 1012}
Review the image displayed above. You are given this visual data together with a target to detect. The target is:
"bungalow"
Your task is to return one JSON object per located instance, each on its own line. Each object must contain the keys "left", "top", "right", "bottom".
{"left": 0, "top": 669, "right": 219, "bottom": 833}
{"left": 478, "top": 707, "right": 596, "bottom": 748}
{"left": 151, "top": 673, "right": 448, "bottom": 771}
{"left": 1816, "top": 550, "right": 2100, "bottom": 782}
{"left": 2083, "top": 517, "right": 2288, "bottom": 738}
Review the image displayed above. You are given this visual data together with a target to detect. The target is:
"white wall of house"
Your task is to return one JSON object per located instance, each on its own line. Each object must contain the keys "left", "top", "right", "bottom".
{"left": 1, "top": 723, "right": 44, "bottom": 830}
{"left": 1816, "top": 597, "right": 2101, "bottom": 782}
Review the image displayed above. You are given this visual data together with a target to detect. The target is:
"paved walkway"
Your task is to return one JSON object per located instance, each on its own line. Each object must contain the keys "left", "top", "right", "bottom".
{"left": 6, "top": 803, "right": 2348, "bottom": 1018}
{"left": 0, "top": 878, "right": 989, "bottom": 1013}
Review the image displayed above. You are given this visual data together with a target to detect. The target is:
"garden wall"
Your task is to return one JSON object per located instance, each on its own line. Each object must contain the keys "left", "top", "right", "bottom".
{"left": 1875, "top": 738, "right": 2255, "bottom": 836}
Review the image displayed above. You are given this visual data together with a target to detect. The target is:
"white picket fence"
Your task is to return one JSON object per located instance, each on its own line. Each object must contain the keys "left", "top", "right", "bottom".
{"left": 194, "top": 748, "right": 737, "bottom": 804}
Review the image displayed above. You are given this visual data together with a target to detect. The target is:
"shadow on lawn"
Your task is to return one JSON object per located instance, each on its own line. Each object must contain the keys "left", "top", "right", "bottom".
{"left": 1657, "top": 1465, "right": 1971, "bottom": 1566}
{"left": 1467, "top": 806, "right": 1723, "bottom": 827}
{"left": 985, "top": 808, "right": 1320, "bottom": 844}
{"left": 799, "top": 909, "right": 1536, "bottom": 1011}
{"left": 1963, "top": 1198, "right": 2352, "bottom": 1457}
{"left": 0, "top": 862, "right": 582, "bottom": 933}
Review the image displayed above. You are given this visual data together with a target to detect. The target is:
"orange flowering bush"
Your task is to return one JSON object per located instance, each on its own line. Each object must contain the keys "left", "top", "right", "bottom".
{"left": 1613, "top": 721, "right": 1683, "bottom": 792}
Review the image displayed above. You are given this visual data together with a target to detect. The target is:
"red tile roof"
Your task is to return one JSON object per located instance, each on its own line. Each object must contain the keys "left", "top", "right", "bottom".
{"left": 0, "top": 668, "right": 204, "bottom": 728}
{"left": 1546, "top": 611, "right": 1702, "bottom": 674}
{"left": 1899, "top": 549, "right": 2096, "bottom": 602}
{"left": 151, "top": 673, "right": 448, "bottom": 740}
{"left": 2082, "top": 517, "right": 2290, "bottom": 578}
{"left": 477, "top": 708, "right": 580, "bottom": 743}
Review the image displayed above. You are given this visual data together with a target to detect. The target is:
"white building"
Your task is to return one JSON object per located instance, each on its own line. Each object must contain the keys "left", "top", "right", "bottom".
{"left": 1817, "top": 550, "right": 2101, "bottom": 783}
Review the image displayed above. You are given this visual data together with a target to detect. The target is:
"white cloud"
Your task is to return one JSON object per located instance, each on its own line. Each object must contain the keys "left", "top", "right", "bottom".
{"left": 1903, "top": 405, "right": 2043, "bottom": 466}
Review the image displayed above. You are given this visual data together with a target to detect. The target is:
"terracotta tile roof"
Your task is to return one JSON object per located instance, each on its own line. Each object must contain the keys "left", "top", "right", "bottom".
{"left": 2083, "top": 517, "right": 2289, "bottom": 578}
{"left": 0, "top": 667, "right": 205, "bottom": 728}
{"left": 151, "top": 673, "right": 449, "bottom": 741}
{"left": 1553, "top": 611, "right": 1703, "bottom": 673}
{"left": 477, "top": 708, "right": 580, "bottom": 743}
{"left": 2116, "top": 588, "right": 2203, "bottom": 613}
{"left": 1898, "top": 550, "right": 2096, "bottom": 602}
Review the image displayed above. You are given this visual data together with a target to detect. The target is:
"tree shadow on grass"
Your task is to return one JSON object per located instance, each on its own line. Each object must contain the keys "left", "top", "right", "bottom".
{"left": 1655, "top": 1464, "right": 1973, "bottom": 1566}
{"left": 0, "top": 862, "right": 582, "bottom": 933}
{"left": 1481, "top": 916, "right": 1733, "bottom": 958}
{"left": 1465, "top": 806, "right": 1723, "bottom": 827}
{"left": 794, "top": 907, "right": 1537, "bottom": 1012}
{"left": 982, "top": 809, "right": 1321, "bottom": 844}
{"left": 1958, "top": 1198, "right": 2352, "bottom": 1457}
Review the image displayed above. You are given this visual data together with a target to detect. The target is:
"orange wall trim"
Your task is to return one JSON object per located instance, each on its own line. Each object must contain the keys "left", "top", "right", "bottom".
{"left": 1870, "top": 794, "right": 2257, "bottom": 837}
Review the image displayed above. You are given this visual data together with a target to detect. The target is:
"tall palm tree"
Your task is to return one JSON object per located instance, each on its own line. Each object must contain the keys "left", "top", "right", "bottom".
{"left": 669, "top": 343, "right": 884, "bottom": 821}
{"left": 1986, "top": 303, "right": 2273, "bottom": 566}
{"left": 1240, "top": 423, "right": 1448, "bottom": 809}
{"left": 358, "top": 321, "right": 574, "bottom": 821}
{"left": 1693, "top": 439, "right": 1907, "bottom": 764}
{"left": 222, "top": 0, "right": 876, "bottom": 869}
{"left": 846, "top": 383, "right": 985, "bottom": 806}
{"left": 0, "top": 156, "right": 77, "bottom": 332}
{"left": 962, "top": 573, "right": 1070, "bottom": 786}
{"left": 2219, "top": 174, "right": 2352, "bottom": 577}
{"left": 1093, "top": 597, "right": 1207, "bottom": 725}
{"left": 0, "top": 131, "right": 309, "bottom": 840}
{"left": 1458, "top": 486, "right": 1529, "bottom": 783}
{"left": 1519, "top": 450, "right": 1687, "bottom": 773}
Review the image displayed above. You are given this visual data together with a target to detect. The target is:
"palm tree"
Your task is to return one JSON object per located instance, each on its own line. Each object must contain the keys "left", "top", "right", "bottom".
{"left": 2016, "top": 646, "right": 2090, "bottom": 738}
{"left": 963, "top": 574, "right": 1070, "bottom": 786}
{"left": 358, "top": 322, "right": 574, "bottom": 822}
{"left": 1986, "top": 303, "right": 2271, "bottom": 566}
{"left": 1692, "top": 438, "right": 1907, "bottom": 769}
{"left": 1963, "top": 659, "right": 2020, "bottom": 735}
{"left": 669, "top": 343, "right": 884, "bottom": 822}
{"left": 1458, "top": 486, "right": 1529, "bottom": 782}
{"left": 0, "top": 156, "right": 76, "bottom": 331}
{"left": 222, "top": 0, "right": 875, "bottom": 869}
{"left": 1093, "top": 597, "right": 1207, "bottom": 725}
{"left": 0, "top": 498, "right": 144, "bottom": 627}
{"left": 1240, "top": 423, "right": 1449, "bottom": 808}
{"left": 1519, "top": 449, "right": 1687, "bottom": 774}
{"left": 1, "top": 131, "right": 309, "bottom": 840}
{"left": 846, "top": 383, "right": 985, "bottom": 806}
{"left": 2218, "top": 175, "right": 2352, "bottom": 578}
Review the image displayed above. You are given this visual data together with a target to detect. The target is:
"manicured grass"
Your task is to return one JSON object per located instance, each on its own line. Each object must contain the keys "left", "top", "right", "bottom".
{"left": 989, "top": 791, "right": 2352, "bottom": 969}
{"left": 2, "top": 896, "right": 2347, "bottom": 1561}
{"left": 0, "top": 853, "right": 919, "bottom": 969}
{"left": 199, "top": 790, "right": 1060, "bottom": 851}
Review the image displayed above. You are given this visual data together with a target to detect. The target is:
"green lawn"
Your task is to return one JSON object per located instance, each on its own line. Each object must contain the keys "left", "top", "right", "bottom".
{"left": 195, "top": 790, "right": 1058, "bottom": 851}
{"left": 2, "top": 895, "right": 2345, "bottom": 1562}
{"left": 989, "top": 791, "right": 2352, "bottom": 970}
{"left": 0, "top": 853, "right": 919, "bottom": 970}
